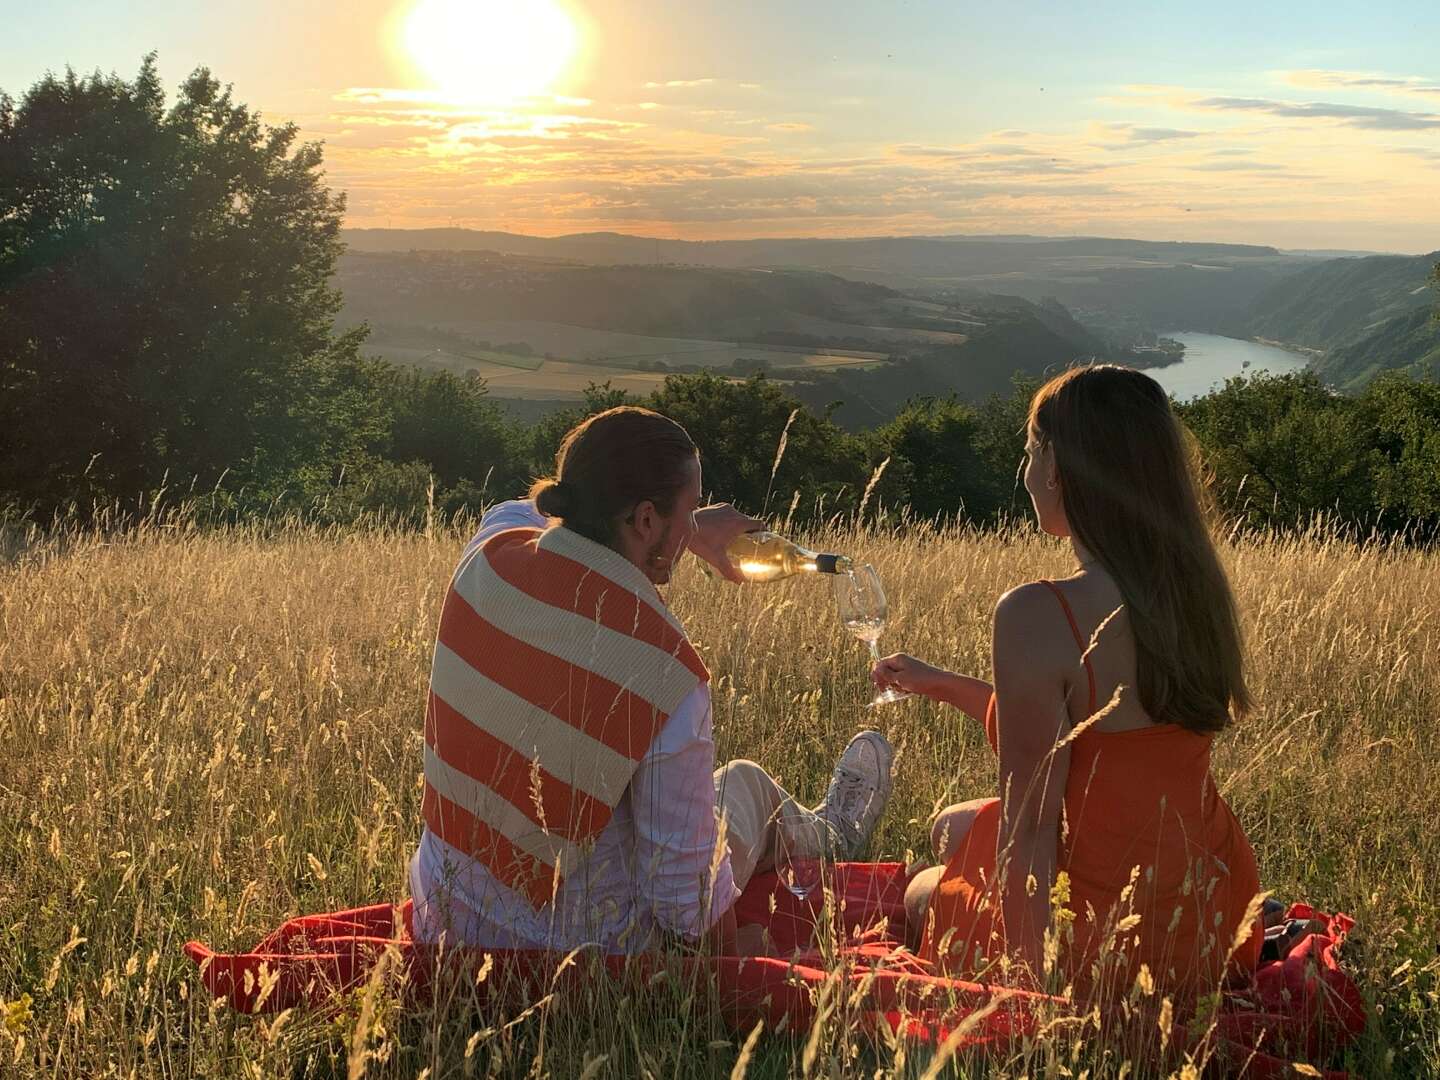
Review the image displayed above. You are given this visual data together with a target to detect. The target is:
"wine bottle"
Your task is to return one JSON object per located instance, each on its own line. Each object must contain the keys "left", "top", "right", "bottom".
{"left": 724, "top": 531, "right": 853, "bottom": 582}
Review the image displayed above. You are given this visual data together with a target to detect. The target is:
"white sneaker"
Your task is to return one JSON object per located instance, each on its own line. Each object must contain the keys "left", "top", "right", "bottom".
{"left": 814, "top": 731, "right": 894, "bottom": 859}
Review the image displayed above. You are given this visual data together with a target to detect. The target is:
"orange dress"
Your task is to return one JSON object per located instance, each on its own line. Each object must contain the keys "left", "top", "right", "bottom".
{"left": 921, "top": 582, "right": 1262, "bottom": 997}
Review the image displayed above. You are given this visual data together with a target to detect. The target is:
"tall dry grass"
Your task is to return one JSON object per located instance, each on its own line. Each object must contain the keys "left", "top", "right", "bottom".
{"left": 0, "top": 515, "right": 1437, "bottom": 1077}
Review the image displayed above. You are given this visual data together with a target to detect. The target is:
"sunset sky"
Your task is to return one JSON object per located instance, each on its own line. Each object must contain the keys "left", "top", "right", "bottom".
{"left": 6, "top": 0, "right": 1440, "bottom": 251}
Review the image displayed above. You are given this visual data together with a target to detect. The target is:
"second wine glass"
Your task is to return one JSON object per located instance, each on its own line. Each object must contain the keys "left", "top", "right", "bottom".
{"left": 833, "top": 563, "right": 911, "bottom": 706}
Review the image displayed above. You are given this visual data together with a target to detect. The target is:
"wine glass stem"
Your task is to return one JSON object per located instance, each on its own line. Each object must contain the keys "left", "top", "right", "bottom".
{"left": 868, "top": 638, "right": 881, "bottom": 663}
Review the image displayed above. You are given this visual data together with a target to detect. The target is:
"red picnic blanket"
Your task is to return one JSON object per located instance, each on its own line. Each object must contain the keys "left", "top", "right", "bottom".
{"left": 184, "top": 863, "right": 1364, "bottom": 1077}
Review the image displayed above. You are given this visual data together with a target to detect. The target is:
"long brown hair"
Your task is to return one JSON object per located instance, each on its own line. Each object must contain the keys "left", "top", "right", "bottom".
{"left": 1029, "top": 364, "right": 1250, "bottom": 733}
{"left": 529, "top": 406, "right": 697, "bottom": 547}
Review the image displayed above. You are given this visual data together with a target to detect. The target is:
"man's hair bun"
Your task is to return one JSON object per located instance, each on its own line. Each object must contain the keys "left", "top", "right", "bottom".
{"left": 532, "top": 478, "right": 576, "bottom": 518}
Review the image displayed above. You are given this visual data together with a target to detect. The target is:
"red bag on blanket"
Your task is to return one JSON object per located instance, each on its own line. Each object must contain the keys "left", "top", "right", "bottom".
{"left": 184, "top": 864, "right": 1364, "bottom": 1077}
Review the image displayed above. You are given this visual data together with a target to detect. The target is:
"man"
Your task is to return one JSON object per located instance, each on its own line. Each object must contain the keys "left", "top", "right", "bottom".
{"left": 409, "top": 405, "right": 894, "bottom": 953}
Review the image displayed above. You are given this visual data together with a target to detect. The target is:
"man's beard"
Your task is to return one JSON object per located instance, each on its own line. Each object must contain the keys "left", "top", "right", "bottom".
{"left": 645, "top": 522, "right": 675, "bottom": 583}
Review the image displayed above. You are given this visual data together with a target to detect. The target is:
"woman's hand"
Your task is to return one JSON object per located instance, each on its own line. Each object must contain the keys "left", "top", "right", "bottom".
{"left": 872, "top": 653, "right": 947, "bottom": 699}
{"left": 873, "top": 655, "right": 995, "bottom": 721}
{"left": 687, "top": 504, "right": 765, "bottom": 583}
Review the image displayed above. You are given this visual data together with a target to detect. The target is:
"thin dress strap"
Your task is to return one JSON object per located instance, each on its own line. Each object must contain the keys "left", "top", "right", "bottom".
{"left": 1039, "top": 580, "right": 1098, "bottom": 717}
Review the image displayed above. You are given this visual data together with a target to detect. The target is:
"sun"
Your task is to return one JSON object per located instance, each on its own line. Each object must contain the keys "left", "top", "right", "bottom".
{"left": 402, "top": 0, "right": 580, "bottom": 104}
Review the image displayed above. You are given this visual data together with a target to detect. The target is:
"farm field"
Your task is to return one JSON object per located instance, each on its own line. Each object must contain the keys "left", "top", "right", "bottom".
{"left": 362, "top": 318, "right": 897, "bottom": 400}
{"left": 1, "top": 518, "right": 1436, "bottom": 1077}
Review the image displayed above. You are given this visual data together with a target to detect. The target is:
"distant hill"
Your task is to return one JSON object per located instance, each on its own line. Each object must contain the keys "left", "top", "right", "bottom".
{"left": 1238, "top": 252, "right": 1439, "bottom": 389}
{"left": 342, "top": 227, "right": 1283, "bottom": 268}
{"left": 340, "top": 227, "right": 1315, "bottom": 342}
{"left": 334, "top": 249, "right": 1124, "bottom": 419}
{"left": 337, "top": 251, "right": 905, "bottom": 340}
{"left": 1320, "top": 305, "right": 1440, "bottom": 388}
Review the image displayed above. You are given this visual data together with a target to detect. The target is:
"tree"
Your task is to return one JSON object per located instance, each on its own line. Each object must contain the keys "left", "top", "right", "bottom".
{"left": 0, "top": 56, "right": 373, "bottom": 513}
{"left": 381, "top": 366, "right": 517, "bottom": 495}
{"left": 1355, "top": 373, "right": 1440, "bottom": 534}
{"left": 1178, "top": 371, "right": 1373, "bottom": 533}
{"left": 876, "top": 398, "right": 993, "bottom": 522}
{"left": 523, "top": 382, "right": 638, "bottom": 479}
{"left": 646, "top": 373, "right": 874, "bottom": 519}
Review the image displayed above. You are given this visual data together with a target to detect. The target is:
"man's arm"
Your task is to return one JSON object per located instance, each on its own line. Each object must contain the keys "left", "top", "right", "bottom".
{"left": 686, "top": 504, "right": 765, "bottom": 583}
{"left": 628, "top": 685, "right": 742, "bottom": 946}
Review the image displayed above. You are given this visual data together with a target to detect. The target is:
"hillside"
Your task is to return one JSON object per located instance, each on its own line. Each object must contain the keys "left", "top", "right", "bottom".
{"left": 342, "top": 228, "right": 1318, "bottom": 341}
{"left": 1238, "top": 251, "right": 1439, "bottom": 389}
{"left": 337, "top": 251, "right": 903, "bottom": 340}
{"left": 335, "top": 249, "right": 1129, "bottom": 414}
{"left": 1319, "top": 305, "right": 1440, "bottom": 388}
{"left": 1239, "top": 251, "right": 1437, "bottom": 349}
{"left": 341, "top": 227, "right": 1285, "bottom": 270}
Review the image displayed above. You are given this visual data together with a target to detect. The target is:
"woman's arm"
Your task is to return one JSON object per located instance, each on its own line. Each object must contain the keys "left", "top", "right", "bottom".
{"left": 872, "top": 654, "right": 993, "bottom": 723}
{"left": 991, "top": 585, "right": 1073, "bottom": 979}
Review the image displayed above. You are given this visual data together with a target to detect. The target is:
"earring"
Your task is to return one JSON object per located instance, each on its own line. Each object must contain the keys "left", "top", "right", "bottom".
{"left": 1046, "top": 478, "right": 1058, "bottom": 491}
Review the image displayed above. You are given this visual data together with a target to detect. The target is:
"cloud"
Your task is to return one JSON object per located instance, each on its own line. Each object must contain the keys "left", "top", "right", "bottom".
{"left": 1090, "top": 123, "right": 1205, "bottom": 151}
{"left": 317, "top": 76, "right": 1439, "bottom": 243}
{"left": 894, "top": 143, "right": 1034, "bottom": 158}
{"left": 642, "top": 78, "right": 715, "bottom": 89}
{"left": 1184, "top": 160, "right": 1291, "bottom": 172}
{"left": 1189, "top": 96, "right": 1440, "bottom": 130}
{"left": 1127, "top": 126, "right": 1203, "bottom": 143}
{"left": 1390, "top": 146, "right": 1440, "bottom": 162}
{"left": 1285, "top": 69, "right": 1440, "bottom": 98}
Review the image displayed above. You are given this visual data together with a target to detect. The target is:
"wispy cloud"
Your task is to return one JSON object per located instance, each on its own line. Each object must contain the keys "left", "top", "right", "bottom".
{"left": 1188, "top": 96, "right": 1440, "bottom": 130}
{"left": 1390, "top": 145, "right": 1440, "bottom": 162}
{"left": 1285, "top": 69, "right": 1440, "bottom": 98}
{"left": 1099, "top": 122, "right": 1205, "bottom": 146}
{"left": 314, "top": 76, "right": 1439, "bottom": 244}
{"left": 1185, "top": 160, "right": 1291, "bottom": 172}
{"left": 642, "top": 78, "right": 715, "bottom": 89}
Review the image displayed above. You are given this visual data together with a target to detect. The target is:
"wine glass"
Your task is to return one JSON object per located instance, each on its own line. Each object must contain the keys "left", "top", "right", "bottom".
{"left": 775, "top": 812, "right": 823, "bottom": 901}
{"left": 834, "top": 563, "right": 912, "bottom": 706}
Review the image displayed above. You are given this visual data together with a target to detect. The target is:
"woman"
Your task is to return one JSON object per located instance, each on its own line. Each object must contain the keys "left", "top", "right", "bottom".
{"left": 877, "top": 364, "right": 1263, "bottom": 999}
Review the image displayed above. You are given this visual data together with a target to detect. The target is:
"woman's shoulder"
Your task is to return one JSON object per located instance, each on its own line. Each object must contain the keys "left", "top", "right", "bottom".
{"left": 996, "top": 578, "right": 1057, "bottom": 607}
{"left": 994, "top": 579, "right": 1066, "bottom": 622}
{"left": 993, "top": 580, "right": 1076, "bottom": 657}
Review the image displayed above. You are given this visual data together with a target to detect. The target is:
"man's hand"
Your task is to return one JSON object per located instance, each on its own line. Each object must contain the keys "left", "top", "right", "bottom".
{"left": 688, "top": 503, "right": 765, "bottom": 583}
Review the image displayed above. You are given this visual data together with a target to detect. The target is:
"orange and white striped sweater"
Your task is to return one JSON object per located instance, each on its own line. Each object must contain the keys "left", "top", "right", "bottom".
{"left": 421, "top": 514, "right": 711, "bottom": 910}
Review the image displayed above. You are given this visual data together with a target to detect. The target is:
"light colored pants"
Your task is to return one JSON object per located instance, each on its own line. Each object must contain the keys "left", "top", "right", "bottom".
{"left": 713, "top": 759, "right": 837, "bottom": 891}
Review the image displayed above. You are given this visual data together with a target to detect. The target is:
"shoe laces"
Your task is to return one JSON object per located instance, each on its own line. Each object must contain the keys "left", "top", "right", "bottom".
{"left": 826, "top": 767, "right": 872, "bottom": 823}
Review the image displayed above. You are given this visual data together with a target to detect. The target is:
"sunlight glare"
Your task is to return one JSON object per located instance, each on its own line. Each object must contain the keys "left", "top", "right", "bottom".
{"left": 402, "top": 0, "right": 579, "bottom": 104}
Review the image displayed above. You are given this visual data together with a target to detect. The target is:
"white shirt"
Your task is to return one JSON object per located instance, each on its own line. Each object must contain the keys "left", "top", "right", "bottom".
{"left": 409, "top": 499, "right": 740, "bottom": 952}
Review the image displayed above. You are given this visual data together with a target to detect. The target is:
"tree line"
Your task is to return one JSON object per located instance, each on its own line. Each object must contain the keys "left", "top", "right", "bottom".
{"left": 3, "top": 59, "right": 1438, "bottom": 541}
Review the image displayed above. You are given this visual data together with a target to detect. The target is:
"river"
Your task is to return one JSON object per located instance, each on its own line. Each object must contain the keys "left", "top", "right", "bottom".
{"left": 1149, "top": 332, "right": 1310, "bottom": 401}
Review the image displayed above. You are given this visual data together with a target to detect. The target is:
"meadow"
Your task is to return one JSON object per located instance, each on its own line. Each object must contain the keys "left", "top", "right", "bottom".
{"left": 1, "top": 514, "right": 1437, "bottom": 1077}
{"left": 364, "top": 343, "right": 889, "bottom": 402}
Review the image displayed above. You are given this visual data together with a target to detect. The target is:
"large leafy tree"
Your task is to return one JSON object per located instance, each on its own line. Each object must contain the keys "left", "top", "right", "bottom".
{"left": 647, "top": 372, "right": 876, "bottom": 518}
{"left": 876, "top": 398, "right": 992, "bottom": 523}
{"left": 1178, "top": 371, "right": 1374, "bottom": 533}
{"left": 0, "top": 56, "right": 375, "bottom": 513}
